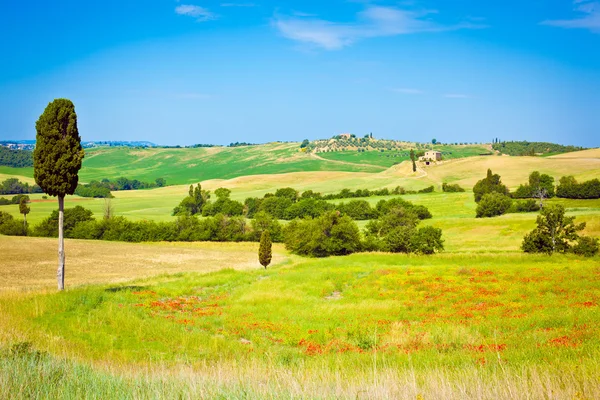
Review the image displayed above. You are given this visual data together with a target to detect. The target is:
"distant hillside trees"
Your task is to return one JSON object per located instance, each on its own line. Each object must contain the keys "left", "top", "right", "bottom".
{"left": 522, "top": 204, "right": 598, "bottom": 256}
{"left": 0, "top": 178, "right": 42, "bottom": 195}
{"left": 0, "top": 146, "right": 34, "bottom": 167}
{"left": 556, "top": 176, "right": 600, "bottom": 199}
{"left": 492, "top": 141, "right": 584, "bottom": 156}
{"left": 74, "top": 177, "right": 167, "bottom": 198}
{"left": 473, "top": 169, "right": 510, "bottom": 203}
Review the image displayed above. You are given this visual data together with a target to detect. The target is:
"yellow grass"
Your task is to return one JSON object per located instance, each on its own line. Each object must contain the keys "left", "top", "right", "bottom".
{"left": 548, "top": 147, "right": 600, "bottom": 159}
{"left": 0, "top": 235, "right": 290, "bottom": 291}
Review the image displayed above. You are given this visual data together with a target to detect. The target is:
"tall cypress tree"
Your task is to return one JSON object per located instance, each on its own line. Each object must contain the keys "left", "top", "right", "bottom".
{"left": 19, "top": 196, "right": 30, "bottom": 231}
{"left": 410, "top": 149, "right": 417, "bottom": 172}
{"left": 34, "top": 99, "right": 84, "bottom": 291}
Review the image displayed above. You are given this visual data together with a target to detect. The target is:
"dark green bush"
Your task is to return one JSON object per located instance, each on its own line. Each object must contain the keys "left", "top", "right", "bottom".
{"left": 476, "top": 193, "right": 513, "bottom": 218}
{"left": 283, "top": 212, "right": 362, "bottom": 257}
{"left": 571, "top": 236, "right": 599, "bottom": 257}
{"left": 442, "top": 183, "right": 465, "bottom": 193}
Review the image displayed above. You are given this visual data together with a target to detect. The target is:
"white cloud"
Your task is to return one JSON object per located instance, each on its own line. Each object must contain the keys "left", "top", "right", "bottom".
{"left": 390, "top": 88, "right": 424, "bottom": 95}
{"left": 175, "top": 5, "right": 216, "bottom": 21}
{"left": 272, "top": 6, "right": 484, "bottom": 50}
{"left": 541, "top": 1, "right": 600, "bottom": 32}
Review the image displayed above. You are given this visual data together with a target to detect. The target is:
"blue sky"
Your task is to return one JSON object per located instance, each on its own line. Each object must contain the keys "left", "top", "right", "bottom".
{"left": 1, "top": 1, "right": 599, "bottom": 146}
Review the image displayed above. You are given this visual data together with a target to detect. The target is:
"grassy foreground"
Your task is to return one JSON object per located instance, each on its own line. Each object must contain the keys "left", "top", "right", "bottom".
{"left": 1, "top": 241, "right": 599, "bottom": 399}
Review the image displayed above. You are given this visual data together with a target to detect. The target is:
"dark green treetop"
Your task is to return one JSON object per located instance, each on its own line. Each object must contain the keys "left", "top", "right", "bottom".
{"left": 33, "top": 99, "right": 84, "bottom": 197}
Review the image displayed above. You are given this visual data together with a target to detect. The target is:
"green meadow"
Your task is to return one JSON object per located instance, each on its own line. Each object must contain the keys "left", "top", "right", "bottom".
{"left": 1, "top": 145, "right": 599, "bottom": 398}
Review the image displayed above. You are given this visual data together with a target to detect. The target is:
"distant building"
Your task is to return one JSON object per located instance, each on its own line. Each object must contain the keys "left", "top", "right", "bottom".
{"left": 419, "top": 150, "right": 442, "bottom": 165}
{"left": 338, "top": 133, "right": 352, "bottom": 139}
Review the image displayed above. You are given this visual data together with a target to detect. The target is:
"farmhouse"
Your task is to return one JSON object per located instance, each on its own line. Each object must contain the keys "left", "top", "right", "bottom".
{"left": 338, "top": 133, "right": 352, "bottom": 139}
{"left": 419, "top": 150, "right": 442, "bottom": 163}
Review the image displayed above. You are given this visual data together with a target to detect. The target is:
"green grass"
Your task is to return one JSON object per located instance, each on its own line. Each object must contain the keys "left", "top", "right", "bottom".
{"left": 1, "top": 252, "right": 599, "bottom": 398}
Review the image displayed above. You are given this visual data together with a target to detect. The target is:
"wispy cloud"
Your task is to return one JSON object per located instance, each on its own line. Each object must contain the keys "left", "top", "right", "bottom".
{"left": 175, "top": 4, "right": 216, "bottom": 21}
{"left": 390, "top": 88, "right": 424, "bottom": 95}
{"left": 272, "top": 5, "right": 484, "bottom": 50}
{"left": 541, "top": 0, "right": 600, "bottom": 32}
{"left": 220, "top": 2, "right": 256, "bottom": 7}
{"left": 443, "top": 93, "right": 471, "bottom": 99}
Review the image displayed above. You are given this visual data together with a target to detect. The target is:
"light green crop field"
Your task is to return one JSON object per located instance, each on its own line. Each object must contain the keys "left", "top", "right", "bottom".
{"left": 317, "top": 145, "right": 492, "bottom": 168}
{"left": 78, "top": 143, "right": 385, "bottom": 184}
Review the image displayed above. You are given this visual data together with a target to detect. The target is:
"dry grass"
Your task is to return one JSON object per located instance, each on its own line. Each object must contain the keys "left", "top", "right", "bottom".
{"left": 549, "top": 148, "right": 600, "bottom": 159}
{"left": 0, "top": 235, "right": 290, "bottom": 292}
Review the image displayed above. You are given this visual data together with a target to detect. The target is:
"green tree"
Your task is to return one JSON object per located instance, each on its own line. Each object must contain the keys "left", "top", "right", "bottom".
{"left": 300, "top": 139, "right": 309, "bottom": 148}
{"left": 33, "top": 99, "right": 84, "bottom": 291}
{"left": 19, "top": 196, "right": 30, "bottom": 230}
{"left": 431, "top": 138, "right": 437, "bottom": 145}
{"left": 521, "top": 204, "right": 586, "bottom": 255}
{"left": 472, "top": 169, "right": 509, "bottom": 203}
{"left": 410, "top": 149, "right": 416, "bottom": 172}
{"left": 475, "top": 193, "right": 513, "bottom": 218}
{"left": 258, "top": 230, "right": 272, "bottom": 269}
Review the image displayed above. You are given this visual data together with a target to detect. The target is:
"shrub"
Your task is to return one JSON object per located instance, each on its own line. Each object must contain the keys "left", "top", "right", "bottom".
{"left": 33, "top": 206, "right": 94, "bottom": 237}
{"left": 476, "top": 193, "right": 513, "bottom": 218}
{"left": 442, "top": 183, "right": 465, "bottom": 193}
{"left": 556, "top": 176, "right": 600, "bottom": 199}
{"left": 336, "top": 200, "right": 377, "bottom": 220}
{"left": 410, "top": 226, "right": 444, "bottom": 254}
{"left": 283, "top": 212, "right": 361, "bottom": 257}
{"left": 250, "top": 211, "right": 283, "bottom": 242}
{"left": 0, "top": 211, "right": 27, "bottom": 236}
{"left": 571, "top": 236, "right": 599, "bottom": 257}
{"left": 509, "top": 199, "right": 540, "bottom": 213}
{"left": 418, "top": 185, "right": 434, "bottom": 193}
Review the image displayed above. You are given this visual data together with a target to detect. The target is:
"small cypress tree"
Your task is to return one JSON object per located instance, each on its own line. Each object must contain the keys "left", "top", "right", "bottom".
{"left": 259, "top": 230, "right": 272, "bottom": 269}
{"left": 410, "top": 149, "right": 416, "bottom": 172}
{"left": 19, "top": 196, "right": 30, "bottom": 230}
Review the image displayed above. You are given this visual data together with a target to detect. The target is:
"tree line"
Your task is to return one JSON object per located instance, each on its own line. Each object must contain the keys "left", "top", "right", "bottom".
{"left": 492, "top": 141, "right": 585, "bottom": 156}
{"left": 473, "top": 169, "right": 600, "bottom": 218}
{"left": 0, "top": 178, "right": 43, "bottom": 195}
{"left": 74, "top": 177, "right": 167, "bottom": 198}
{"left": 172, "top": 184, "right": 434, "bottom": 222}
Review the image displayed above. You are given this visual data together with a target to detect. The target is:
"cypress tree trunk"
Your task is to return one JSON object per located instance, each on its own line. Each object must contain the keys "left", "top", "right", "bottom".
{"left": 57, "top": 195, "right": 65, "bottom": 291}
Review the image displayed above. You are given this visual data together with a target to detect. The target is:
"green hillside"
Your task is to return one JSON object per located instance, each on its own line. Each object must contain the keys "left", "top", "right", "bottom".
{"left": 77, "top": 143, "right": 383, "bottom": 184}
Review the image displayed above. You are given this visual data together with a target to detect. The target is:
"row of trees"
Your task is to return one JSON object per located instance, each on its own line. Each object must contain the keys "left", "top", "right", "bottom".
{"left": 172, "top": 184, "right": 434, "bottom": 222}
{"left": 473, "top": 169, "right": 600, "bottom": 218}
{"left": 0, "top": 202, "right": 444, "bottom": 258}
{"left": 492, "top": 141, "right": 584, "bottom": 156}
{"left": 74, "top": 177, "right": 167, "bottom": 198}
